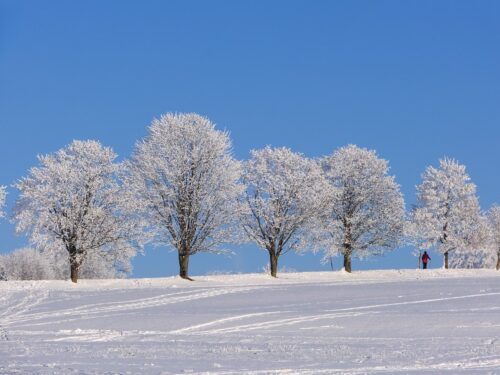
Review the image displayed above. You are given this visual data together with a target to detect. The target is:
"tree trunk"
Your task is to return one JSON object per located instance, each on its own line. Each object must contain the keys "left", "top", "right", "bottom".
{"left": 343, "top": 221, "right": 353, "bottom": 273}
{"left": 70, "top": 257, "right": 79, "bottom": 283}
{"left": 441, "top": 222, "right": 449, "bottom": 270}
{"left": 178, "top": 253, "right": 193, "bottom": 281}
{"left": 269, "top": 251, "right": 278, "bottom": 278}
{"left": 343, "top": 251, "right": 352, "bottom": 273}
{"left": 496, "top": 250, "right": 500, "bottom": 271}
{"left": 67, "top": 243, "right": 81, "bottom": 283}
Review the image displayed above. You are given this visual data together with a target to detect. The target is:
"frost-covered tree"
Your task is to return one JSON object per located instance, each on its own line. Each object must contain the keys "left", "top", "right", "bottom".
{"left": 47, "top": 244, "right": 133, "bottom": 279}
{"left": 449, "top": 215, "right": 495, "bottom": 269}
{"left": 239, "top": 146, "right": 330, "bottom": 277}
{"left": 409, "top": 158, "right": 482, "bottom": 269}
{"left": 13, "top": 140, "right": 143, "bottom": 283}
{"left": 0, "top": 186, "right": 6, "bottom": 218}
{"left": 123, "top": 113, "right": 242, "bottom": 280}
{"left": 0, "top": 248, "right": 55, "bottom": 280}
{"left": 487, "top": 206, "right": 500, "bottom": 270}
{"left": 320, "top": 145, "right": 405, "bottom": 272}
{"left": 0, "top": 244, "right": 131, "bottom": 281}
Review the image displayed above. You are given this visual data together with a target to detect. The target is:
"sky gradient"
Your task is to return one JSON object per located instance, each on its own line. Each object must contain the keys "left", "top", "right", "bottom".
{"left": 1, "top": 0, "right": 499, "bottom": 277}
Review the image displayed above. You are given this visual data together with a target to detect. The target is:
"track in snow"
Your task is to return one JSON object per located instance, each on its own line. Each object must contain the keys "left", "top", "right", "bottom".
{"left": 1, "top": 270, "right": 499, "bottom": 374}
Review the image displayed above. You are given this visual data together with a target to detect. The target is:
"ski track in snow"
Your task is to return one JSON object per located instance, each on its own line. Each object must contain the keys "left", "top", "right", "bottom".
{"left": 167, "top": 291, "right": 500, "bottom": 336}
{"left": 188, "top": 355, "right": 500, "bottom": 374}
{"left": 4, "top": 286, "right": 260, "bottom": 328}
{"left": 1, "top": 269, "right": 500, "bottom": 374}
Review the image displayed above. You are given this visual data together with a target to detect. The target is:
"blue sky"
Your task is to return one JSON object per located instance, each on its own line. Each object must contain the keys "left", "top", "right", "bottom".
{"left": 1, "top": 0, "right": 499, "bottom": 277}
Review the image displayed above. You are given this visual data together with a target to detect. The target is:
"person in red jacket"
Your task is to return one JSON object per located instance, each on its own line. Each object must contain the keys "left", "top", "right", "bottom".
{"left": 421, "top": 251, "right": 431, "bottom": 269}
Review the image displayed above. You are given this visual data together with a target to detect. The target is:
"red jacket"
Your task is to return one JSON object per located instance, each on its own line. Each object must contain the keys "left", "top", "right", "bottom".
{"left": 422, "top": 253, "right": 430, "bottom": 263}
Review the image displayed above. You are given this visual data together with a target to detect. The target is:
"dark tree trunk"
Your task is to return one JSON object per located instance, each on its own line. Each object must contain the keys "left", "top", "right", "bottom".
{"left": 67, "top": 245, "right": 80, "bottom": 283}
{"left": 269, "top": 251, "right": 278, "bottom": 278}
{"left": 178, "top": 253, "right": 193, "bottom": 281}
{"left": 343, "top": 251, "right": 352, "bottom": 273}
{"left": 496, "top": 250, "right": 500, "bottom": 271}
{"left": 69, "top": 255, "right": 79, "bottom": 283}
{"left": 70, "top": 264, "right": 79, "bottom": 283}
{"left": 441, "top": 222, "right": 449, "bottom": 270}
{"left": 343, "top": 221, "right": 353, "bottom": 273}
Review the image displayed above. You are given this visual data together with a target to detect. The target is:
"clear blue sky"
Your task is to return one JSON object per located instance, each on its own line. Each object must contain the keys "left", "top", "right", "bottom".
{"left": 1, "top": 0, "right": 499, "bottom": 277}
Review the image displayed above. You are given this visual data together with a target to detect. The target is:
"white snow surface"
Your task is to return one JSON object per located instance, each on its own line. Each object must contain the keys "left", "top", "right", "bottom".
{"left": 1, "top": 269, "right": 500, "bottom": 374}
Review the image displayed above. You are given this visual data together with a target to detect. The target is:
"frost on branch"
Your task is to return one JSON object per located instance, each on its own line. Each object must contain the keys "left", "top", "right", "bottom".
{"left": 319, "top": 145, "right": 405, "bottom": 272}
{"left": 0, "top": 245, "right": 133, "bottom": 281}
{"left": 13, "top": 140, "right": 143, "bottom": 283}
{"left": 48, "top": 243, "right": 134, "bottom": 279}
{"left": 239, "top": 146, "right": 330, "bottom": 277}
{"left": 487, "top": 206, "right": 500, "bottom": 270}
{"left": 123, "top": 113, "right": 242, "bottom": 280}
{"left": 409, "top": 158, "right": 483, "bottom": 269}
{"left": 0, "top": 248, "right": 55, "bottom": 281}
{"left": 449, "top": 214, "right": 495, "bottom": 269}
{"left": 0, "top": 186, "right": 6, "bottom": 218}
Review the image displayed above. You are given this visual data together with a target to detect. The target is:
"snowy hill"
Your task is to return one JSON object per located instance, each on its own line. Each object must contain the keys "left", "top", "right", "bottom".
{"left": 1, "top": 270, "right": 500, "bottom": 374}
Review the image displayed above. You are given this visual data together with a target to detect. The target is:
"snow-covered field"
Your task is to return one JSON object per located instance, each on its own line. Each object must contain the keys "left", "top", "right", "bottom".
{"left": 1, "top": 270, "right": 500, "bottom": 374}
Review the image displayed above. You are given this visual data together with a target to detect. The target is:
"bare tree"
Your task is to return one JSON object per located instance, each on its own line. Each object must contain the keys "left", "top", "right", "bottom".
{"left": 239, "top": 146, "right": 330, "bottom": 277}
{"left": 123, "top": 113, "right": 242, "bottom": 280}
{"left": 13, "top": 140, "right": 143, "bottom": 283}
{"left": 320, "top": 145, "right": 405, "bottom": 272}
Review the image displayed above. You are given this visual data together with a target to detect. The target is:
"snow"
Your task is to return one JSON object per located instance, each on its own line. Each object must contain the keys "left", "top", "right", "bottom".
{"left": 1, "top": 269, "right": 500, "bottom": 374}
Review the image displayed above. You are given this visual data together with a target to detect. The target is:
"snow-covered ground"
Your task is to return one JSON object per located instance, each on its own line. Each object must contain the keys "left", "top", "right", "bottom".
{"left": 1, "top": 269, "right": 500, "bottom": 374}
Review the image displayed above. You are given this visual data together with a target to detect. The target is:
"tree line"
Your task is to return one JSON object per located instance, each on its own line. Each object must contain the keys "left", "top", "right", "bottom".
{"left": 0, "top": 113, "right": 499, "bottom": 283}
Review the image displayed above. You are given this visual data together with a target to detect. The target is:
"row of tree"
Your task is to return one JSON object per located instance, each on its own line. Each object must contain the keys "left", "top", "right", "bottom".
{"left": 0, "top": 113, "right": 499, "bottom": 282}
